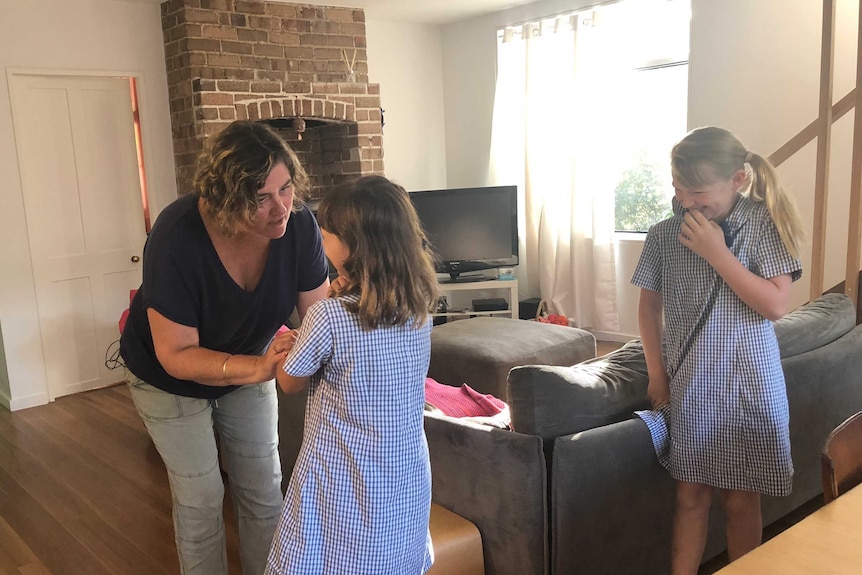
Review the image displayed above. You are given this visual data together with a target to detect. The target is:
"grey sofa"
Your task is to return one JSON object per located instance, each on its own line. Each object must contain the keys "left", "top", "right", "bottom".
{"left": 425, "top": 293, "right": 862, "bottom": 575}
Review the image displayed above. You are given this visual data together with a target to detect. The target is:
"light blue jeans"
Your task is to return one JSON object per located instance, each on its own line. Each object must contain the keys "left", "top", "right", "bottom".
{"left": 126, "top": 370, "right": 283, "bottom": 575}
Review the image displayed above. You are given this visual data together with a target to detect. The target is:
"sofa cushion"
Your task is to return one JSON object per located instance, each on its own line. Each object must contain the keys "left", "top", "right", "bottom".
{"left": 507, "top": 339, "right": 650, "bottom": 441}
{"left": 774, "top": 293, "right": 855, "bottom": 358}
{"left": 429, "top": 317, "right": 596, "bottom": 400}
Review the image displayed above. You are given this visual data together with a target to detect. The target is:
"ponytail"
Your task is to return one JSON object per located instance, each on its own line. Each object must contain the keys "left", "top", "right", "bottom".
{"left": 746, "top": 152, "right": 804, "bottom": 259}
{"left": 672, "top": 127, "right": 804, "bottom": 259}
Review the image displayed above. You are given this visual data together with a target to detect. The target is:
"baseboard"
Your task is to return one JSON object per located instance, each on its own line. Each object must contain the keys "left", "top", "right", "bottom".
{"left": 3, "top": 390, "right": 50, "bottom": 411}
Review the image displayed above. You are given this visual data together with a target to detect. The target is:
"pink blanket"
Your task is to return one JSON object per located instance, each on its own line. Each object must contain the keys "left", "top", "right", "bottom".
{"left": 424, "top": 377, "right": 507, "bottom": 418}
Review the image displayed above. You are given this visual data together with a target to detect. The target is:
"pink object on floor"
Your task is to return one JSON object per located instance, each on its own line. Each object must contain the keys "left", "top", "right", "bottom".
{"left": 424, "top": 377, "right": 507, "bottom": 418}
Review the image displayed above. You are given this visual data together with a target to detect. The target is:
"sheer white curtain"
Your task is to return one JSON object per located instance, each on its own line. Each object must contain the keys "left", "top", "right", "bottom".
{"left": 490, "top": 4, "right": 659, "bottom": 331}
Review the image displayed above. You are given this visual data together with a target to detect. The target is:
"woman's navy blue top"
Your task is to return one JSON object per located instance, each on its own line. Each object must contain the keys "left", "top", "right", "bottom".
{"left": 120, "top": 193, "right": 328, "bottom": 399}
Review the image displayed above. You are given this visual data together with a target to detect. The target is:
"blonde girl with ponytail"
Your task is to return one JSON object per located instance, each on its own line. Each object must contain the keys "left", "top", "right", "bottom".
{"left": 632, "top": 126, "right": 804, "bottom": 574}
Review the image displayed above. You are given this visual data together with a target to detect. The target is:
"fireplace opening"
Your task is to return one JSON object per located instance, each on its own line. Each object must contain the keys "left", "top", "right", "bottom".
{"left": 261, "top": 117, "right": 362, "bottom": 201}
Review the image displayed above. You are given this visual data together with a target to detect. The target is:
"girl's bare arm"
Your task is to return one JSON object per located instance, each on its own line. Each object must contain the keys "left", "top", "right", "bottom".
{"left": 639, "top": 288, "right": 668, "bottom": 407}
{"left": 275, "top": 369, "right": 310, "bottom": 394}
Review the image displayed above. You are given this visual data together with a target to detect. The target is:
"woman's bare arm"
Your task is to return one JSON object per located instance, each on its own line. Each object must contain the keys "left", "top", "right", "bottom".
{"left": 147, "top": 308, "right": 286, "bottom": 386}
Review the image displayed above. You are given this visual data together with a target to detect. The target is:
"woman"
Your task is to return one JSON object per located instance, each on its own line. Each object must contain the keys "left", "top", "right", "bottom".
{"left": 120, "top": 120, "right": 329, "bottom": 574}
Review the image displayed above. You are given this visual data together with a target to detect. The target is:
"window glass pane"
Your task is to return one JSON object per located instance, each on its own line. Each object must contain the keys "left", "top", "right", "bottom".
{"left": 615, "top": 62, "right": 688, "bottom": 232}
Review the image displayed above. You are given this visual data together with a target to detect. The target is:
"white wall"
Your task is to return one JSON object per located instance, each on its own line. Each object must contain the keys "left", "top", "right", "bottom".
{"left": 0, "top": 0, "right": 176, "bottom": 410}
{"left": 365, "top": 19, "right": 448, "bottom": 192}
{"left": 689, "top": 0, "right": 859, "bottom": 309}
{"left": 441, "top": 0, "right": 860, "bottom": 337}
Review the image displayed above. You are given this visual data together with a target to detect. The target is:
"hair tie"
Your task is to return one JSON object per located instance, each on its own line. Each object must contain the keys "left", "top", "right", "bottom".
{"left": 744, "top": 151, "right": 753, "bottom": 163}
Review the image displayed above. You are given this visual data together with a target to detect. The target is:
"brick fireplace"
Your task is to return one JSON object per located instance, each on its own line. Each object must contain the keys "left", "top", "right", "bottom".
{"left": 161, "top": 0, "right": 384, "bottom": 200}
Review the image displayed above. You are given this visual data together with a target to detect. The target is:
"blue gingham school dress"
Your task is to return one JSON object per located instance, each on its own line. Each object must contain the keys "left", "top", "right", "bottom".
{"left": 632, "top": 194, "right": 802, "bottom": 496}
{"left": 265, "top": 295, "right": 434, "bottom": 575}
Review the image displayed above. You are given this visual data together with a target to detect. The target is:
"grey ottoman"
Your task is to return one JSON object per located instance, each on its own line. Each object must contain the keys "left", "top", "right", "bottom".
{"left": 428, "top": 317, "right": 596, "bottom": 401}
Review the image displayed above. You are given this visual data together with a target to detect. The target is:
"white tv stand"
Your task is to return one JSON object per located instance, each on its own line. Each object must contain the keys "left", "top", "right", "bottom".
{"left": 434, "top": 277, "right": 518, "bottom": 320}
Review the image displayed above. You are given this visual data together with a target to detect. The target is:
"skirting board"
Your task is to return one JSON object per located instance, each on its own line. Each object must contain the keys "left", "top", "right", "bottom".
{"left": 1, "top": 389, "right": 50, "bottom": 412}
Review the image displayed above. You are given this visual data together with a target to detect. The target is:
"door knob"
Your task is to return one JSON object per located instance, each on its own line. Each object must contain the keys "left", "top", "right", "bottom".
{"left": 131, "top": 255, "right": 140, "bottom": 263}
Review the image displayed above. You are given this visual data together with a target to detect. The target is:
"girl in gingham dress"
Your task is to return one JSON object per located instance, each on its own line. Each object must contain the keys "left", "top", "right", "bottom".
{"left": 265, "top": 176, "right": 438, "bottom": 575}
{"left": 633, "top": 127, "right": 804, "bottom": 574}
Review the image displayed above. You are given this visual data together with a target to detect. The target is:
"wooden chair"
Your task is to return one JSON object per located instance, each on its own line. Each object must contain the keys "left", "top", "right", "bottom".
{"left": 821, "top": 411, "right": 862, "bottom": 503}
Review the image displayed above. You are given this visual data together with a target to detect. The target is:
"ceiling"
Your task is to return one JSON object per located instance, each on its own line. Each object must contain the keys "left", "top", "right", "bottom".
{"left": 290, "top": 0, "right": 537, "bottom": 24}
{"left": 129, "top": 0, "right": 538, "bottom": 25}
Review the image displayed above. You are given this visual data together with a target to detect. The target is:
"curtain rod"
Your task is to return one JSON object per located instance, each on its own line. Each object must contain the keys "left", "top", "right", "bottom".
{"left": 495, "top": 0, "right": 622, "bottom": 32}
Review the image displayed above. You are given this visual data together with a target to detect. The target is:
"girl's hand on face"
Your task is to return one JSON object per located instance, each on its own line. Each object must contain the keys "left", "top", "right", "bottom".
{"left": 679, "top": 210, "right": 727, "bottom": 262}
{"left": 648, "top": 372, "right": 670, "bottom": 409}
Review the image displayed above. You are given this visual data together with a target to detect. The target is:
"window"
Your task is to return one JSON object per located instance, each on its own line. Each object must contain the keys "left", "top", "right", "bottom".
{"left": 613, "top": 1, "right": 690, "bottom": 232}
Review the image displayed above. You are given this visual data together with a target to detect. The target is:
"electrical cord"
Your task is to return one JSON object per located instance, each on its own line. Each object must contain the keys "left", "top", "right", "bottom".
{"left": 104, "top": 339, "right": 125, "bottom": 370}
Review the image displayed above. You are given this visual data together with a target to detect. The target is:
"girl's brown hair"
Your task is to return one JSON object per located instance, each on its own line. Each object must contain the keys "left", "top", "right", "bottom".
{"left": 316, "top": 175, "right": 439, "bottom": 329}
{"left": 194, "top": 120, "right": 309, "bottom": 236}
{"left": 671, "top": 126, "right": 804, "bottom": 258}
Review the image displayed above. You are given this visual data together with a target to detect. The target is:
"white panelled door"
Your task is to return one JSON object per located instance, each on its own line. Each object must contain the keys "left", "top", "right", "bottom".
{"left": 9, "top": 74, "right": 145, "bottom": 400}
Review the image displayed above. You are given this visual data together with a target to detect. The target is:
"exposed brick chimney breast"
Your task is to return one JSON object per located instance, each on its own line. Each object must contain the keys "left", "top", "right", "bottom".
{"left": 161, "top": 0, "right": 384, "bottom": 200}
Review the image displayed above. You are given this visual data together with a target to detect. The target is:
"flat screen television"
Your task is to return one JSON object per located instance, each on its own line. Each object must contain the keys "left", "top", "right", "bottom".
{"left": 408, "top": 185, "right": 519, "bottom": 283}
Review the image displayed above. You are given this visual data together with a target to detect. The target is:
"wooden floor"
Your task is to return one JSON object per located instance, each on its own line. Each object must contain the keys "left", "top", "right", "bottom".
{"left": 0, "top": 384, "right": 242, "bottom": 575}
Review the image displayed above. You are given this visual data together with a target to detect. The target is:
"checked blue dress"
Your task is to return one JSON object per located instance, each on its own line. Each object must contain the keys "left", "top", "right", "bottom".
{"left": 632, "top": 194, "right": 802, "bottom": 496}
{"left": 265, "top": 295, "right": 434, "bottom": 575}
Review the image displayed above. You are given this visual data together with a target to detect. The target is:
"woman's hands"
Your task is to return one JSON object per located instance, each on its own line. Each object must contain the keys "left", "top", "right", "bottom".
{"left": 252, "top": 328, "right": 297, "bottom": 382}
{"left": 268, "top": 327, "right": 310, "bottom": 394}
{"left": 252, "top": 343, "right": 288, "bottom": 383}
{"left": 270, "top": 329, "right": 297, "bottom": 355}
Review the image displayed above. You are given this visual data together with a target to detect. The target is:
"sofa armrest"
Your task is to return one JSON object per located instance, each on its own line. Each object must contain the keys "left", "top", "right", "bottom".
{"left": 551, "top": 418, "right": 675, "bottom": 575}
{"left": 425, "top": 411, "right": 548, "bottom": 575}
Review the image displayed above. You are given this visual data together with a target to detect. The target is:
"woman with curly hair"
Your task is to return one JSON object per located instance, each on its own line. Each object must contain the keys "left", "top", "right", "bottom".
{"left": 120, "top": 120, "right": 330, "bottom": 574}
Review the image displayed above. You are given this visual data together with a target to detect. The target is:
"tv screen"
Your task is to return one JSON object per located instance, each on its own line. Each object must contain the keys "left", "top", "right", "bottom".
{"left": 408, "top": 185, "right": 519, "bottom": 282}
